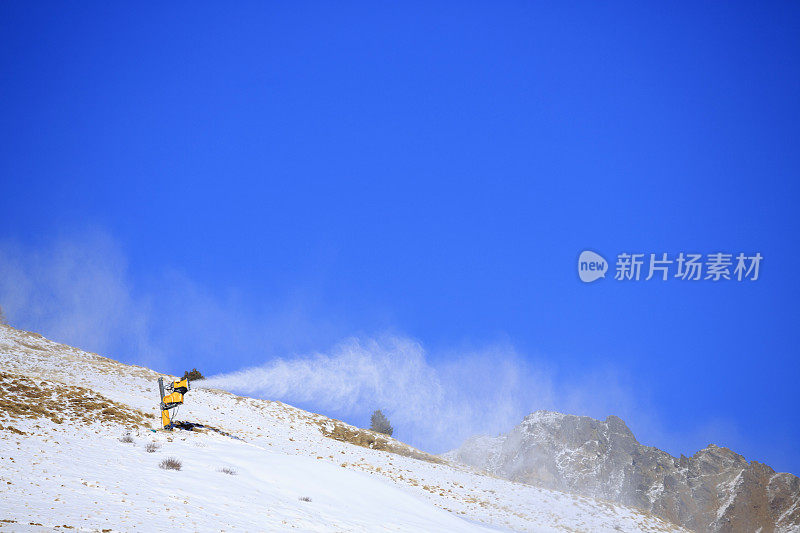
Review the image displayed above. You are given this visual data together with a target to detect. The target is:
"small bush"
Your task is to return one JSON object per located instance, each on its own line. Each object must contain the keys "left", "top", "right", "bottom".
{"left": 182, "top": 368, "right": 205, "bottom": 381}
{"left": 119, "top": 433, "right": 134, "bottom": 444}
{"left": 0, "top": 305, "right": 6, "bottom": 325}
{"left": 369, "top": 409, "right": 393, "bottom": 436}
{"left": 218, "top": 467, "right": 237, "bottom": 475}
{"left": 145, "top": 442, "right": 160, "bottom": 453}
{"left": 159, "top": 457, "right": 182, "bottom": 470}
{"left": 299, "top": 496, "right": 312, "bottom": 502}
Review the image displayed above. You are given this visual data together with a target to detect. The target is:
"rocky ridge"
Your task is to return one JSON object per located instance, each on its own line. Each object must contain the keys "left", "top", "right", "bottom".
{"left": 444, "top": 411, "right": 800, "bottom": 533}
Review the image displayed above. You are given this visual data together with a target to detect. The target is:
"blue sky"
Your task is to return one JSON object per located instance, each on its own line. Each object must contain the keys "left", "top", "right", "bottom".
{"left": 1, "top": 2, "right": 799, "bottom": 473}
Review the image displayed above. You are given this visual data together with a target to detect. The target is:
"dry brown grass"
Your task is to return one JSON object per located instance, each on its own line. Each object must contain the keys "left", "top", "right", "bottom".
{"left": 316, "top": 419, "right": 443, "bottom": 464}
{"left": 159, "top": 457, "right": 182, "bottom": 470}
{"left": 0, "top": 423, "right": 26, "bottom": 435}
{"left": 145, "top": 442, "right": 160, "bottom": 453}
{"left": 0, "top": 371, "right": 150, "bottom": 429}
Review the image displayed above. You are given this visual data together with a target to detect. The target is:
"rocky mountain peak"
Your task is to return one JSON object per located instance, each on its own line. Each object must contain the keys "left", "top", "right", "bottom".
{"left": 604, "top": 414, "right": 635, "bottom": 437}
{"left": 445, "top": 411, "right": 800, "bottom": 533}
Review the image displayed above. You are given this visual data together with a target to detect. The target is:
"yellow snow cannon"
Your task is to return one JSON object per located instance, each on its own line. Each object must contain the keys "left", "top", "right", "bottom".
{"left": 158, "top": 377, "right": 190, "bottom": 430}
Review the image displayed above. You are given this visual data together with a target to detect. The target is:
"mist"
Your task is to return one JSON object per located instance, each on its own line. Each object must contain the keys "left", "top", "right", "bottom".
{"left": 198, "top": 336, "right": 543, "bottom": 451}
{"left": 197, "top": 336, "right": 650, "bottom": 453}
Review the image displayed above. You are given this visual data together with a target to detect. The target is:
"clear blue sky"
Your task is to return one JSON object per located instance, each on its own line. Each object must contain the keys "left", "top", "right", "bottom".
{"left": 1, "top": 3, "right": 798, "bottom": 473}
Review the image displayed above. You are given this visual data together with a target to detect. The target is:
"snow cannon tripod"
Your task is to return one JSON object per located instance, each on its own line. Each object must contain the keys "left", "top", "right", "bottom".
{"left": 158, "top": 377, "right": 190, "bottom": 430}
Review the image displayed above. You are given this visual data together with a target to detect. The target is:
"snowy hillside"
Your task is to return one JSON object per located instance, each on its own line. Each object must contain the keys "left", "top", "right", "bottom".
{"left": 0, "top": 325, "right": 686, "bottom": 532}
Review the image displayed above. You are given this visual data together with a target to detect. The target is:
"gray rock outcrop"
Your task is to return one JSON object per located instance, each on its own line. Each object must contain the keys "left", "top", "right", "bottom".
{"left": 444, "top": 411, "right": 800, "bottom": 532}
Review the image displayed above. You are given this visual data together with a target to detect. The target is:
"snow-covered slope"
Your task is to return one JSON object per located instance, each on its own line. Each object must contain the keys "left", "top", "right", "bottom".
{"left": 0, "top": 325, "right": 686, "bottom": 532}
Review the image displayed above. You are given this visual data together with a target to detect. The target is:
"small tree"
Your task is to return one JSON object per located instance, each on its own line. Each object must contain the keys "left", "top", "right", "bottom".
{"left": 370, "top": 409, "right": 393, "bottom": 436}
{"left": 182, "top": 368, "right": 204, "bottom": 381}
{"left": 0, "top": 305, "right": 6, "bottom": 325}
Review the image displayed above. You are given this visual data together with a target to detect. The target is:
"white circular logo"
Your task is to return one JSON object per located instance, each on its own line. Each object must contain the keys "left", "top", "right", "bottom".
{"left": 578, "top": 250, "right": 607, "bottom": 283}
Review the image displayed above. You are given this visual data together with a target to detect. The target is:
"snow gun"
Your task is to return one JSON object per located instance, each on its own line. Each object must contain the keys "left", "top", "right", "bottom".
{"left": 158, "top": 376, "right": 190, "bottom": 430}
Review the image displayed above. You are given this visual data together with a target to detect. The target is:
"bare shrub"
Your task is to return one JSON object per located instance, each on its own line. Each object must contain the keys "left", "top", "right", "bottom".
{"left": 299, "top": 496, "right": 312, "bottom": 502}
{"left": 145, "top": 442, "right": 160, "bottom": 453}
{"left": 159, "top": 457, "right": 182, "bottom": 470}
{"left": 119, "top": 433, "right": 134, "bottom": 444}
{"left": 218, "top": 467, "right": 237, "bottom": 475}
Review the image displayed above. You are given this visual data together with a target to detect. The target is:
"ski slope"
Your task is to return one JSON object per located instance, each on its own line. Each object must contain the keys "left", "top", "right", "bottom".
{"left": 0, "top": 325, "right": 686, "bottom": 532}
